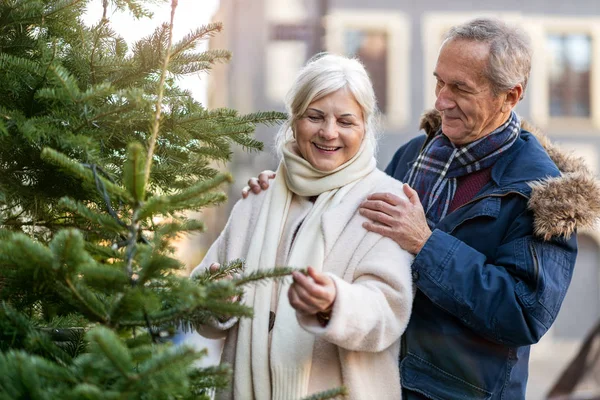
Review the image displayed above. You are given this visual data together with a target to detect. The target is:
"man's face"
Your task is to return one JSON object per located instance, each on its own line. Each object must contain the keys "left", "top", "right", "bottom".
{"left": 433, "top": 39, "right": 509, "bottom": 146}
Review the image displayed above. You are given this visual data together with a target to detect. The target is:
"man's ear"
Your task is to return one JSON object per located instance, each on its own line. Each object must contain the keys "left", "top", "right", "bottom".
{"left": 502, "top": 84, "right": 523, "bottom": 112}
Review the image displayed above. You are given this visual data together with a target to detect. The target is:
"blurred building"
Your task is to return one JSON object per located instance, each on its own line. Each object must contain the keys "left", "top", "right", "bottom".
{"left": 203, "top": 1, "right": 600, "bottom": 398}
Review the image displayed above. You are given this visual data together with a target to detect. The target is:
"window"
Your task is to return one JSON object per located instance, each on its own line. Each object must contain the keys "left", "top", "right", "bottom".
{"left": 325, "top": 11, "right": 410, "bottom": 128}
{"left": 526, "top": 17, "right": 600, "bottom": 130}
{"left": 264, "top": 0, "right": 310, "bottom": 103}
{"left": 345, "top": 30, "right": 389, "bottom": 114}
{"left": 547, "top": 34, "right": 592, "bottom": 118}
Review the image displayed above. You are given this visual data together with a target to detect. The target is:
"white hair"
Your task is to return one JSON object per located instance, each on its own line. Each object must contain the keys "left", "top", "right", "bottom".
{"left": 274, "top": 53, "right": 380, "bottom": 159}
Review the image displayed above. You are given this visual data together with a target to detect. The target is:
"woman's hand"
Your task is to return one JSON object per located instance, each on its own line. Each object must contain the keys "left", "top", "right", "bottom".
{"left": 241, "top": 170, "right": 276, "bottom": 198}
{"left": 288, "top": 267, "right": 336, "bottom": 317}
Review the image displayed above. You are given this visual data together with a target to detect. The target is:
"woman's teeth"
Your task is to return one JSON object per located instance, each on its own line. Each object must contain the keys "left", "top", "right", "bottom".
{"left": 314, "top": 143, "right": 339, "bottom": 151}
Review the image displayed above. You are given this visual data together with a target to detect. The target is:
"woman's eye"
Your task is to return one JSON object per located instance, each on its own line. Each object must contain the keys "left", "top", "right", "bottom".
{"left": 307, "top": 115, "right": 321, "bottom": 121}
{"left": 339, "top": 121, "right": 353, "bottom": 127}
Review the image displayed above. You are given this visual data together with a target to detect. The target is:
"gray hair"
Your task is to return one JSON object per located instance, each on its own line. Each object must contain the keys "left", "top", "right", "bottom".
{"left": 443, "top": 18, "right": 532, "bottom": 99}
{"left": 275, "top": 53, "right": 379, "bottom": 159}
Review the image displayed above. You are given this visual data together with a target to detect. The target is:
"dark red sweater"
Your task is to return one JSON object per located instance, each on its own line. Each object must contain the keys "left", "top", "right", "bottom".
{"left": 448, "top": 167, "right": 492, "bottom": 213}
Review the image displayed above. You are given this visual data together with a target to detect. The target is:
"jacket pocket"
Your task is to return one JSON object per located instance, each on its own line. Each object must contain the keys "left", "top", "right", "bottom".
{"left": 445, "top": 196, "right": 502, "bottom": 234}
{"left": 515, "top": 238, "right": 574, "bottom": 328}
{"left": 401, "top": 353, "right": 492, "bottom": 400}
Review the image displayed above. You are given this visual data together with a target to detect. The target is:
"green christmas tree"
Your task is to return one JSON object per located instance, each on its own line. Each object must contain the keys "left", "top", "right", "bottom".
{"left": 0, "top": 1, "right": 350, "bottom": 398}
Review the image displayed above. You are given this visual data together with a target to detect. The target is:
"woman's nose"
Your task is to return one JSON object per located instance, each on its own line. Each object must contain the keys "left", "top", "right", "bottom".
{"left": 319, "top": 120, "right": 338, "bottom": 140}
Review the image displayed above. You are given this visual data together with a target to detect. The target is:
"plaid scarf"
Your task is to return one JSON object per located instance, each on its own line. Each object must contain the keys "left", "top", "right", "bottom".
{"left": 405, "top": 111, "right": 521, "bottom": 228}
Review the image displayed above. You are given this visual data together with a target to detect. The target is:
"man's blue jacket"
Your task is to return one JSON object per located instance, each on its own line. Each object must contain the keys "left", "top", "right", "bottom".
{"left": 386, "top": 112, "right": 598, "bottom": 399}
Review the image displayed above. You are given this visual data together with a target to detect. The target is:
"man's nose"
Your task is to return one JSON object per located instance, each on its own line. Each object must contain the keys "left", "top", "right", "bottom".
{"left": 435, "top": 86, "right": 455, "bottom": 111}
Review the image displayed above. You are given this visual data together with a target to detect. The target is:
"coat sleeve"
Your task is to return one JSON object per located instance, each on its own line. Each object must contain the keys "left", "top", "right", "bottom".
{"left": 190, "top": 195, "right": 259, "bottom": 338}
{"left": 298, "top": 236, "right": 414, "bottom": 352}
{"left": 412, "top": 199, "right": 577, "bottom": 347}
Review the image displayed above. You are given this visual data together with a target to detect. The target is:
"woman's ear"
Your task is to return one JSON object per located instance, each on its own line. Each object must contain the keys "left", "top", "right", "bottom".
{"left": 291, "top": 121, "right": 297, "bottom": 139}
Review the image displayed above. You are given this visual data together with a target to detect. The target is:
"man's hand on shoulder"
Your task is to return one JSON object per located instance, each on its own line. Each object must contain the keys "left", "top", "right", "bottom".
{"left": 241, "top": 170, "right": 276, "bottom": 199}
{"left": 359, "top": 183, "right": 432, "bottom": 255}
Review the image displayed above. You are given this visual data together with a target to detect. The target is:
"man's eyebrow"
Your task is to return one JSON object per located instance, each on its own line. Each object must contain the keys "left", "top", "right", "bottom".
{"left": 433, "top": 72, "right": 471, "bottom": 89}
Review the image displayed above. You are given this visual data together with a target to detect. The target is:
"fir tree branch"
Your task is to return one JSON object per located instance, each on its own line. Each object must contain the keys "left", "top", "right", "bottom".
{"left": 136, "top": 345, "right": 202, "bottom": 382}
{"left": 170, "top": 23, "right": 224, "bottom": 59}
{"left": 144, "top": 0, "right": 178, "bottom": 185}
{"left": 233, "top": 267, "right": 301, "bottom": 287}
{"left": 189, "top": 364, "right": 231, "bottom": 392}
{"left": 89, "top": 164, "right": 127, "bottom": 228}
{"left": 41, "top": 148, "right": 132, "bottom": 202}
{"left": 64, "top": 278, "right": 109, "bottom": 324}
{"left": 87, "top": 326, "right": 135, "bottom": 380}
{"left": 44, "top": 0, "right": 86, "bottom": 19}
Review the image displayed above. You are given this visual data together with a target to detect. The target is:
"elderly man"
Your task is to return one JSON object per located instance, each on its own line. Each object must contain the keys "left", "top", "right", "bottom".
{"left": 244, "top": 18, "right": 599, "bottom": 400}
{"left": 357, "top": 18, "right": 598, "bottom": 400}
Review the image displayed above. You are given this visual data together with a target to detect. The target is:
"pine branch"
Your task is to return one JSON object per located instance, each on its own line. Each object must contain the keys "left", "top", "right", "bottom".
{"left": 189, "top": 364, "right": 231, "bottom": 392}
{"left": 137, "top": 253, "right": 183, "bottom": 285}
{"left": 43, "top": 0, "right": 86, "bottom": 18}
{"left": 41, "top": 148, "right": 132, "bottom": 203}
{"left": 191, "top": 259, "right": 244, "bottom": 286}
{"left": 80, "top": 263, "right": 130, "bottom": 292}
{"left": 58, "top": 197, "right": 126, "bottom": 233}
{"left": 110, "top": 0, "right": 154, "bottom": 19}
{"left": 61, "top": 279, "right": 109, "bottom": 324}
{"left": 155, "top": 218, "right": 206, "bottom": 240}
{"left": 123, "top": 142, "right": 147, "bottom": 203}
{"left": 49, "top": 229, "right": 96, "bottom": 276}
{"left": 228, "top": 110, "right": 288, "bottom": 127}
{"left": 86, "top": 326, "right": 134, "bottom": 379}
{"left": 144, "top": 0, "right": 178, "bottom": 185}
{"left": 136, "top": 345, "right": 202, "bottom": 380}
{"left": 234, "top": 267, "right": 301, "bottom": 288}
{"left": 170, "top": 23, "right": 225, "bottom": 59}
{"left": 138, "top": 173, "right": 231, "bottom": 220}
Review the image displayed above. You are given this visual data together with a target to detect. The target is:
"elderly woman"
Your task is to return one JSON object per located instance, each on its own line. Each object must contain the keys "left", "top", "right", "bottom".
{"left": 192, "top": 54, "right": 413, "bottom": 400}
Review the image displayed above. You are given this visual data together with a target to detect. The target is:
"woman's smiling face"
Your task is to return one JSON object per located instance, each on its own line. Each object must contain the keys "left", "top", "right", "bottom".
{"left": 294, "top": 88, "right": 366, "bottom": 172}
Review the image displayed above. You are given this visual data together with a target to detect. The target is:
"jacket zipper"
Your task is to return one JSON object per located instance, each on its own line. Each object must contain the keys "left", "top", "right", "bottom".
{"left": 529, "top": 242, "right": 540, "bottom": 288}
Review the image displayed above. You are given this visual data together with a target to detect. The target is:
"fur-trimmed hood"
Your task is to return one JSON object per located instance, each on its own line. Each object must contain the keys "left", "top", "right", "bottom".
{"left": 419, "top": 109, "right": 600, "bottom": 240}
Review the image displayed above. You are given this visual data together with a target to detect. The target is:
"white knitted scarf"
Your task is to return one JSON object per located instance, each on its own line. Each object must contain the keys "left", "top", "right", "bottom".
{"left": 234, "top": 138, "right": 376, "bottom": 400}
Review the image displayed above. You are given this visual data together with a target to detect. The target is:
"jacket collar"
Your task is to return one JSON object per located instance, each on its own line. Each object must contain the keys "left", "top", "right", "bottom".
{"left": 419, "top": 109, "right": 600, "bottom": 240}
